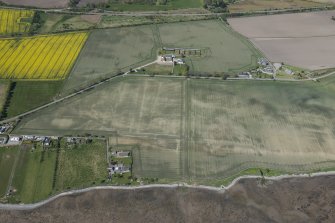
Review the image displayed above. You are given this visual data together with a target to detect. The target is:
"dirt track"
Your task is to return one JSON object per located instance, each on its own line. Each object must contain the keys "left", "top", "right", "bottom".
{"left": 1, "top": 175, "right": 334, "bottom": 223}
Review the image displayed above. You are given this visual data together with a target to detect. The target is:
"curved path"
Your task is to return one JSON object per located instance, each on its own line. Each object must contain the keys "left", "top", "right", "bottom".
{"left": 1, "top": 171, "right": 334, "bottom": 211}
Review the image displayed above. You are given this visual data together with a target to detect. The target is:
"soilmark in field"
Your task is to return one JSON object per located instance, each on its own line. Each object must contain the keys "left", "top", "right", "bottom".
{"left": 0, "top": 9, "right": 34, "bottom": 35}
{"left": 0, "top": 32, "right": 88, "bottom": 80}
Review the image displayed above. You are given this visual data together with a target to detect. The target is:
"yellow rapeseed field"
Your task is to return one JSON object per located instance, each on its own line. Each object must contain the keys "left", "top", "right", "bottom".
{"left": 0, "top": 9, "right": 34, "bottom": 35}
{"left": 0, "top": 32, "right": 88, "bottom": 79}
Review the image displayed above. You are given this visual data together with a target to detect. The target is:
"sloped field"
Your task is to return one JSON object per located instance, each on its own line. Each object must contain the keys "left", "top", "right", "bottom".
{"left": 0, "top": 32, "right": 88, "bottom": 79}
{"left": 14, "top": 76, "right": 335, "bottom": 181}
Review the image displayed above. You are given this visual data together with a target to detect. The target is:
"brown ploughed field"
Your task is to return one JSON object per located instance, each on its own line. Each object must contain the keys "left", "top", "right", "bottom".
{"left": 229, "top": 10, "right": 335, "bottom": 70}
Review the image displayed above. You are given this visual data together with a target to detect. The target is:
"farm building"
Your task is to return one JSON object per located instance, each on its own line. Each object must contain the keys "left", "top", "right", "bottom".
{"left": 0, "top": 135, "right": 9, "bottom": 144}
{"left": 43, "top": 137, "right": 52, "bottom": 147}
{"left": 7, "top": 136, "right": 22, "bottom": 145}
{"left": 174, "top": 58, "right": 185, "bottom": 65}
{"left": 161, "top": 54, "right": 176, "bottom": 62}
{"left": 112, "top": 150, "right": 131, "bottom": 158}
{"left": 108, "top": 163, "right": 130, "bottom": 175}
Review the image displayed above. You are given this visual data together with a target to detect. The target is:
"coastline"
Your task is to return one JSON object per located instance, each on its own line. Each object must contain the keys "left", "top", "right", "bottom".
{"left": 1, "top": 170, "right": 335, "bottom": 211}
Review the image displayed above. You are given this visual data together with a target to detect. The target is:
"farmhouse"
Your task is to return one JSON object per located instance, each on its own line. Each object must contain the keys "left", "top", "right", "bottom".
{"left": 43, "top": 137, "right": 52, "bottom": 147}
{"left": 108, "top": 163, "right": 130, "bottom": 175}
{"left": 238, "top": 72, "right": 252, "bottom": 79}
{"left": 0, "top": 135, "right": 8, "bottom": 144}
{"left": 161, "top": 54, "right": 176, "bottom": 62}
{"left": 7, "top": 136, "right": 22, "bottom": 145}
{"left": 0, "top": 126, "right": 7, "bottom": 133}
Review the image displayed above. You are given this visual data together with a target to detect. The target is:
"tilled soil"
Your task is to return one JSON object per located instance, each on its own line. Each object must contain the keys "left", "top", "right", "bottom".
{"left": 1, "top": 175, "right": 334, "bottom": 223}
{"left": 228, "top": 10, "right": 335, "bottom": 70}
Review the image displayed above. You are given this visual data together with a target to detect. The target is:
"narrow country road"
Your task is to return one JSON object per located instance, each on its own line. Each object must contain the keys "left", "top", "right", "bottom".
{"left": 0, "top": 171, "right": 334, "bottom": 211}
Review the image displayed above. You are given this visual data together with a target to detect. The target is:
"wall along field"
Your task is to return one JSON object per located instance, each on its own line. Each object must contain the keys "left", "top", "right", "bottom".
{"left": 15, "top": 76, "right": 335, "bottom": 182}
{"left": 0, "top": 9, "right": 34, "bottom": 36}
{"left": 0, "top": 32, "right": 88, "bottom": 79}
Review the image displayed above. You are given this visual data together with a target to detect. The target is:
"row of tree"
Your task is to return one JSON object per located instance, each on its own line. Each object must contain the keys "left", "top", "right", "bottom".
{"left": 204, "top": 0, "right": 235, "bottom": 12}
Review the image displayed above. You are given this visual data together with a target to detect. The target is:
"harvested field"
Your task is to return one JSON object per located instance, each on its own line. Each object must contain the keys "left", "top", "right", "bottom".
{"left": 228, "top": 0, "right": 330, "bottom": 13}
{"left": 1, "top": 175, "right": 335, "bottom": 222}
{"left": 14, "top": 76, "right": 335, "bottom": 182}
{"left": 0, "top": 9, "right": 34, "bottom": 36}
{"left": 228, "top": 10, "right": 335, "bottom": 70}
{"left": 2, "top": 0, "right": 69, "bottom": 8}
{"left": 0, "top": 32, "right": 88, "bottom": 79}
{"left": 63, "top": 26, "right": 156, "bottom": 93}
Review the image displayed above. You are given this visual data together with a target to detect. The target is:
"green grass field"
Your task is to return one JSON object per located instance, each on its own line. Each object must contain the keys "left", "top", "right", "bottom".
{"left": 63, "top": 25, "right": 157, "bottom": 94}
{"left": 0, "top": 80, "right": 9, "bottom": 113}
{"left": 157, "top": 20, "right": 262, "bottom": 75}
{"left": 64, "top": 20, "right": 260, "bottom": 94}
{"left": 6, "top": 81, "right": 62, "bottom": 117}
{"left": 15, "top": 75, "right": 335, "bottom": 183}
{"left": 55, "top": 140, "right": 107, "bottom": 191}
{"left": 7, "top": 139, "right": 107, "bottom": 203}
{"left": 107, "top": 0, "right": 203, "bottom": 11}
{"left": 10, "top": 144, "right": 57, "bottom": 203}
{"left": 39, "top": 13, "right": 99, "bottom": 33}
{"left": 0, "top": 146, "right": 19, "bottom": 197}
